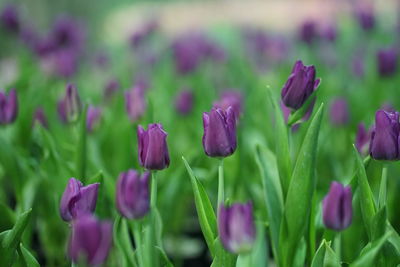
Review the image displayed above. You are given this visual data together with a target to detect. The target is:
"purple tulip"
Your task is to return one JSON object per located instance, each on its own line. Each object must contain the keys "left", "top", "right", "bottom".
{"left": 0, "top": 89, "right": 18, "bottom": 125}
{"left": 377, "top": 48, "right": 397, "bottom": 77}
{"left": 281, "top": 60, "right": 320, "bottom": 110}
{"left": 33, "top": 107, "right": 48, "bottom": 128}
{"left": 0, "top": 4, "right": 19, "bottom": 33}
{"left": 49, "top": 16, "right": 85, "bottom": 53}
{"left": 60, "top": 178, "right": 99, "bottom": 222}
{"left": 355, "top": 123, "right": 371, "bottom": 156}
{"left": 322, "top": 24, "right": 337, "bottom": 42}
{"left": 125, "top": 86, "right": 146, "bottom": 122}
{"left": 130, "top": 19, "right": 158, "bottom": 49}
{"left": 355, "top": 6, "right": 375, "bottom": 31}
{"left": 137, "top": 123, "right": 170, "bottom": 170}
{"left": 68, "top": 215, "right": 112, "bottom": 265}
{"left": 218, "top": 202, "right": 256, "bottom": 254}
{"left": 370, "top": 110, "right": 400, "bottom": 160}
{"left": 202, "top": 107, "right": 237, "bottom": 158}
{"left": 299, "top": 20, "right": 318, "bottom": 45}
{"left": 175, "top": 90, "right": 194, "bottom": 115}
{"left": 57, "top": 84, "right": 82, "bottom": 123}
{"left": 213, "top": 90, "right": 243, "bottom": 120}
{"left": 329, "top": 98, "right": 349, "bottom": 126}
{"left": 116, "top": 170, "right": 150, "bottom": 219}
{"left": 322, "top": 182, "right": 352, "bottom": 231}
{"left": 86, "top": 106, "right": 102, "bottom": 132}
{"left": 352, "top": 55, "right": 365, "bottom": 78}
{"left": 103, "top": 79, "right": 120, "bottom": 100}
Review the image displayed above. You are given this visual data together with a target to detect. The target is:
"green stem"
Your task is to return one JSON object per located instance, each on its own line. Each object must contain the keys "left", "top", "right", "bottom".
{"left": 217, "top": 159, "right": 224, "bottom": 206}
{"left": 333, "top": 232, "right": 341, "bottom": 260}
{"left": 131, "top": 221, "right": 144, "bottom": 267}
{"left": 378, "top": 164, "right": 388, "bottom": 209}
{"left": 151, "top": 171, "right": 158, "bottom": 209}
{"left": 236, "top": 252, "right": 252, "bottom": 267}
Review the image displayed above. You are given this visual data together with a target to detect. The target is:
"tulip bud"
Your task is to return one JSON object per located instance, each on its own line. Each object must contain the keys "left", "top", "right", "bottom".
{"left": 137, "top": 123, "right": 170, "bottom": 170}
{"left": 213, "top": 90, "right": 243, "bottom": 119}
{"left": 322, "top": 24, "right": 337, "bottom": 42}
{"left": 322, "top": 182, "right": 352, "bottom": 231}
{"left": 175, "top": 89, "right": 194, "bottom": 115}
{"left": 33, "top": 107, "right": 48, "bottom": 128}
{"left": 281, "top": 60, "right": 320, "bottom": 110}
{"left": 68, "top": 215, "right": 112, "bottom": 265}
{"left": 60, "top": 178, "right": 99, "bottom": 222}
{"left": 116, "top": 170, "right": 150, "bottom": 219}
{"left": 218, "top": 202, "right": 256, "bottom": 254}
{"left": 57, "top": 84, "right": 82, "bottom": 123}
{"left": 103, "top": 79, "right": 120, "bottom": 100}
{"left": 125, "top": 86, "right": 146, "bottom": 122}
{"left": 377, "top": 48, "right": 397, "bottom": 77}
{"left": 329, "top": 98, "right": 349, "bottom": 126}
{"left": 355, "top": 6, "right": 375, "bottom": 31}
{"left": 298, "top": 20, "right": 318, "bottom": 45}
{"left": 0, "top": 4, "right": 20, "bottom": 33}
{"left": 86, "top": 105, "right": 101, "bottom": 133}
{"left": 0, "top": 89, "right": 18, "bottom": 125}
{"left": 355, "top": 123, "right": 371, "bottom": 156}
{"left": 202, "top": 107, "right": 237, "bottom": 158}
{"left": 369, "top": 110, "right": 400, "bottom": 160}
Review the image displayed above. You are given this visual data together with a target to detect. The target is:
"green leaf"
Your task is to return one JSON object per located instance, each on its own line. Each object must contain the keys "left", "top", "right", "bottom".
{"left": 311, "top": 240, "right": 341, "bottom": 267}
{"left": 350, "top": 231, "right": 392, "bottom": 267}
{"left": 287, "top": 90, "right": 317, "bottom": 127}
{"left": 247, "top": 221, "right": 268, "bottom": 267}
{"left": 311, "top": 240, "right": 327, "bottom": 267}
{"left": 254, "top": 144, "right": 283, "bottom": 259}
{"left": 371, "top": 207, "right": 387, "bottom": 241}
{"left": 156, "top": 246, "right": 174, "bottom": 267}
{"left": 182, "top": 156, "right": 217, "bottom": 256}
{"left": 19, "top": 243, "right": 40, "bottom": 267}
{"left": 75, "top": 105, "right": 88, "bottom": 180}
{"left": 293, "top": 238, "right": 307, "bottom": 267}
{"left": 0, "top": 204, "right": 15, "bottom": 232}
{"left": 211, "top": 238, "right": 237, "bottom": 267}
{"left": 2, "top": 208, "right": 32, "bottom": 250}
{"left": 266, "top": 88, "right": 291, "bottom": 197}
{"left": 112, "top": 216, "right": 136, "bottom": 267}
{"left": 352, "top": 145, "right": 376, "bottom": 240}
{"left": 279, "top": 103, "right": 324, "bottom": 267}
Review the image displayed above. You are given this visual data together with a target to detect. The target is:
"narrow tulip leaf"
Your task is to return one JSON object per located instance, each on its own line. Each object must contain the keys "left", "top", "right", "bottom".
{"left": 266, "top": 88, "right": 291, "bottom": 197}
{"left": 387, "top": 223, "right": 400, "bottom": 253}
{"left": 287, "top": 90, "right": 317, "bottom": 127}
{"left": 371, "top": 207, "right": 387, "bottom": 241}
{"left": 350, "top": 231, "right": 391, "bottom": 267}
{"left": 324, "top": 242, "right": 341, "bottom": 267}
{"left": 211, "top": 237, "right": 237, "bottom": 267}
{"left": 311, "top": 240, "right": 327, "bottom": 267}
{"left": 293, "top": 238, "right": 307, "bottom": 267}
{"left": 113, "top": 216, "right": 136, "bottom": 267}
{"left": 156, "top": 246, "right": 174, "bottom": 267}
{"left": 19, "top": 243, "right": 40, "bottom": 267}
{"left": 247, "top": 221, "right": 268, "bottom": 267}
{"left": 75, "top": 105, "right": 88, "bottom": 180}
{"left": 254, "top": 144, "right": 283, "bottom": 259}
{"left": 352, "top": 145, "right": 376, "bottom": 240}
{"left": 182, "top": 156, "right": 217, "bottom": 256}
{"left": 0, "top": 203, "right": 15, "bottom": 232}
{"left": 279, "top": 103, "right": 324, "bottom": 267}
{"left": 87, "top": 170, "right": 104, "bottom": 184}
{"left": 2, "top": 209, "right": 32, "bottom": 250}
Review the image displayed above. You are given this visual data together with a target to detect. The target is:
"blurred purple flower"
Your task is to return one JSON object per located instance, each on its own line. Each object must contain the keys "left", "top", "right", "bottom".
{"left": 377, "top": 48, "right": 397, "bottom": 77}
{"left": 281, "top": 60, "right": 320, "bottom": 110}
{"left": 329, "top": 98, "right": 349, "bottom": 126}
{"left": 130, "top": 19, "right": 158, "bottom": 49}
{"left": 0, "top": 4, "right": 20, "bottom": 33}
{"left": 213, "top": 90, "right": 243, "bottom": 119}
{"left": 116, "top": 170, "right": 150, "bottom": 219}
{"left": 218, "top": 202, "right": 256, "bottom": 254}
{"left": 125, "top": 86, "right": 146, "bottom": 122}
{"left": 352, "top": 55, "right": 365, "bottom": 78}
{"left": 0, "top": 88, "right": 18, "bottom": 125}
{"left": 299, "top": 20, "right": 318, "bottom": 45}
{"left": 86, "top": 105, "right": 102, "bottom": 133}
{"left": 60, "top": 178, "right": 99, "bottom": 222}
{"left": 322, "top": 182, "right": 352, "bottom": 231}
{"left": 355, "top": 6, "right": 375, "bottom": 31}
{"left": 68, "top": 215, "right": 112, "bottom": 265}
{"left": 370, "top": 109, "right": 400, "bottom": 160}
{"left": 137, "top": 123, "right": 170, "bottom": 170}
{"left": 103, "top": 79, "right": 120, "bottom": 101}
{"left": 202, "top": 107, "right": 237, "bottom": 158}
{"left": 355, "top": 123, "right": 371, "bottom": 156}
{"left": 33, "top": 107, "right": 48, "bottom": 128}
{"left": 322, "top": 24, "right": 337, "bottom": 42}
{"left": 175, "top": 89, "right": 194, "bottom": 115}
{"left": 57, "top": 83, "right": 82, "bottom": 123}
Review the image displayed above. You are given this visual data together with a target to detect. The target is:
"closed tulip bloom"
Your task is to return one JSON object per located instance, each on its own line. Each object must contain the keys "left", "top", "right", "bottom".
{"left": 57, "top": 84, "right": 82, "bottom": 123}
{"left": 138, "top": 123, "right": 170, "bottom": 170}
{"left": 175, "top": 90, "right": 194, "bottom": 115}
{"left": 68, "top": 215, "right": 112, "bottom": 266}
{"left": 0, "top": 4, "right": 19, "bottom": 33}
{"left": 329, "top": 98, "right": 349, "bottom": 126}
{"left": 0, "top": 89, "right": 18, "bottom": 125}
{"left": 33, "top": 107, "right": 48, "bottom": 128}
{"left": 125, "top": 86, "right": 146, "bottom": 122}
{"left": 355, "top": 7, "right": 375, "bottom": 31}
{"left": 86, "top": 105, "right": 102, "bottom": 133}
{"left": 370, "top": 110, "right": 400, "bottom": 160}
{"left": 103, "top": 79, "right": 120, "bottom": 100}
{"left": 322, "top": 182, "right": 352, "bottom": 231}
{"left": 299, "top": 20, "right": 318, "bottom": 45}
{"left": 377, "top": 48, "right": 397, "bottom": 77}
{"left": 202, "top": 107, "right": 237, "bottom": 157}
{"left": 116, "top": 170, "right": 150, "bottom": 219}
{"left": 281, "top": 60, "right": 320, "bottom": 110}
{"left": 218, "top": 202, "right": 256, "bottom": 254}
{"left": 355, "top": 123, "right": 371, "bottom": 156}
{"left": 60, "top": 178, "right": 99, "bottom": 222}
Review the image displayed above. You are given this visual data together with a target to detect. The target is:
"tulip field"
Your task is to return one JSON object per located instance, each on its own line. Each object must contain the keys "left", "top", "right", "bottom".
{"left": 1, "top": 1, "right": 400, "bottom": 267}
